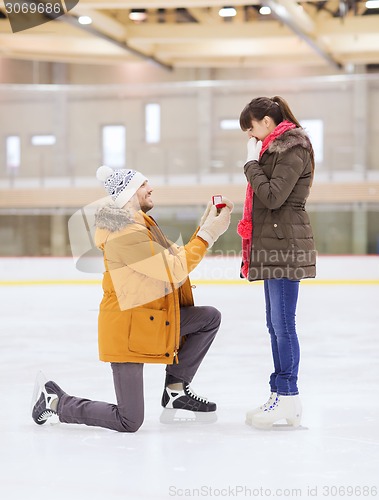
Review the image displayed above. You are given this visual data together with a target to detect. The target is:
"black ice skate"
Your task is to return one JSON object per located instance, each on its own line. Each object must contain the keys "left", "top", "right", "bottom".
{"left": 32, "top": 380, "right": 66, "bottom": 425}
{"left": 161, "top": 383, "right": 217, "bottom": 412}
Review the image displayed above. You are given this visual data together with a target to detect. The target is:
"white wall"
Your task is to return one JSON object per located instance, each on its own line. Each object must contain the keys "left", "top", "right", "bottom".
{"left": 1, "top": 77, "right": 379, "bottom": 182}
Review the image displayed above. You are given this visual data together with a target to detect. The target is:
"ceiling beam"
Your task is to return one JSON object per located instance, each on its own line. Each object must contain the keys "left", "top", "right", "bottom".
{"left": 126, "top": 22, "right": 293, "bottom": 42}
{"left": 186, "top": 7, "right": 221, "bottom": 24}
{"left": 41, "top": 0, "right": 328, "bottom": 7}
{"left": 1, "top": 1, "right": 378, "bottom": 69}
{"left": 261, "top": 0, "right": 343, "bottom": 69}
{"left": 316, "top": 14, "right": 379, "bottom": 35}
{"left": 70, "top": 8, "right": 126, "bottom": 42}
{"left": 53, "top": 0, "right": 262, "bottom": 7}
{"left": 57, "top": 14, "right": 173, "bottom": 71}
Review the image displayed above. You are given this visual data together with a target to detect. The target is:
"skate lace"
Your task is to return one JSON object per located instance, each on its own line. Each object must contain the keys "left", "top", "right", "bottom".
{"left": 185, "top": 385, "right": 208, "bottom": 403}
{"left": 37, "top": 409, "right": 56, "bottom": 422}
{"left": 264, "top": 395, "right": 279, "bottom": 412}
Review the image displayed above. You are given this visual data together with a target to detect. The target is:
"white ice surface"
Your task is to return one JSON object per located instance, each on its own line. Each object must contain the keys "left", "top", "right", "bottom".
{"left": 1, "top": 257, "right": 379, "bottom": 500}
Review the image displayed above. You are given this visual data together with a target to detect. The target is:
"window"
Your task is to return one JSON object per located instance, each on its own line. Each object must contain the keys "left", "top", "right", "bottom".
{"left": 220, "top": 117, "right": 324, "bottom": 163}
{"left": 6, "top": 136, "right": 21, "bottom": 169}
{"left": 300, "top": 119, "right": 324, "bottom": 163}
{"left": 102, "top": 125, "right": 126, "bottom": 168}
{"left": 220, "top": 119, "right": 240, "bottom": 130}
{"left": 145, "top": 103, "right": 161, "bottom": 143}
{"left": 31, "top": 135, "right": 56, "bottom": 146}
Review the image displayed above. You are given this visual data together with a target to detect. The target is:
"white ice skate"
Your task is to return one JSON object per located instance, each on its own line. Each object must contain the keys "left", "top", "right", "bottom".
{"left": 249, "top": 394, "right": 302, "bottom": 430}
{"left": 245, "top": 392, "right": 278, "bottom": 425}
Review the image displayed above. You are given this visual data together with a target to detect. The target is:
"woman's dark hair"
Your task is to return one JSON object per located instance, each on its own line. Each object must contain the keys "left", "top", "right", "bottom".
{"left": 239, "top": 95, "right": 301, "bottom": 131}
{"left": 239, "top": 95, "right": 315, "bottom": 184}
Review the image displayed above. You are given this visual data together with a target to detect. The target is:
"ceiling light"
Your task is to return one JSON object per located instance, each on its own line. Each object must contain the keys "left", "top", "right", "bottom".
{"left": 366, "top": 0, "right": 379, "bottom": 7}
{"left": 218, "top": 7, "right": 237, "bottom": 17}
{"left": 78, "top": 16, "right": 92, "bottom": 25}
{"left": 129, "top": 9, "right": 147, "bottom": 22}
{"left": 259, "top": 6, "right": 272, "bottom": 15}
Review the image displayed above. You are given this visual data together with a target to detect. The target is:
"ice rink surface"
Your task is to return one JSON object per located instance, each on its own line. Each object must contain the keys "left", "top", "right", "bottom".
{"left": 1, "top": 256, "right": 379, "bottom": 500}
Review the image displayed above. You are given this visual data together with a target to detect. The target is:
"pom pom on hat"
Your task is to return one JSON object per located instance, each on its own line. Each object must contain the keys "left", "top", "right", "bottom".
{"left": 96, "top": 165, "right": 148, "bottom": 208}
{"left": 96, "top": 165, "right": 114, "bottom": 182}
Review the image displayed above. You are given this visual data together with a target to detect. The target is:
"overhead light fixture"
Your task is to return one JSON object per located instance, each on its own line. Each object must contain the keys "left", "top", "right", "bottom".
{"left": 366, "top": 0, "right": 379, "bottom": 7}
{"left": 78, "top": 16, "right": 92, "bottom": 25}
{"left": 129, "top": 9, "right": 147, "bottom": 22}
{"left": 259, "top": 6, "right": 272, "bottom": 15}
{"left": 218, "top": 6, "right": 237, "bottom": 17}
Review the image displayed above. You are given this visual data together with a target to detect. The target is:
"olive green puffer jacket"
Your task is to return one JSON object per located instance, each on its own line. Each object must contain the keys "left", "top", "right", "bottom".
{"left": 244, "top": 127, "right": 317, "bottom": 281}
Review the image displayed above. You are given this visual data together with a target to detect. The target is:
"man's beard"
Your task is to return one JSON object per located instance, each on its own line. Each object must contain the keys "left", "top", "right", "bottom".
{"left": 140, "top": 202, "right": 153, "bottom": 214}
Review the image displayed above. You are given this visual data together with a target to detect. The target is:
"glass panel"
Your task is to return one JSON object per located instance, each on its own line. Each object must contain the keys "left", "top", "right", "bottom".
{"left": 102, "top": 125, "right": 126, "bottom": 168}
{"left": 220, "top": 119, "right": 240, "bottom": 130}
{"left": 145, "top": 103, "right": 161, "bottom": 143}
{"left": 6, "top": 135, "right": 21, "bottom": 169}
{"left": 31, "top": 135, "right": 56, "bottom": 146}
{"left": 300, "top": 119, "right": 324, "bottom": 164}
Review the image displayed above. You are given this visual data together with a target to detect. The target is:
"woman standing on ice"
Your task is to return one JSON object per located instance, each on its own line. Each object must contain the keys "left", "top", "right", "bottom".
{"left": 238, "top": 96, "right": 316, "bottom": 429}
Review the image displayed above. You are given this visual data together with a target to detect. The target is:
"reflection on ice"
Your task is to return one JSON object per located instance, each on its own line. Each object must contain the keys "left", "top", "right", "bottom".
{"left": 159, "top": 409, "right": 218, "bottom": 425}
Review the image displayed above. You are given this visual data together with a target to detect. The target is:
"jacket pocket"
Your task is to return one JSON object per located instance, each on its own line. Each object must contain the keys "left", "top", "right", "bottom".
{"left": 129, "top": 308, "right": 168, "bottom": 356}
{"left": 270, "top": 210, "right": 285, "bottom": 240}
{"left": 272, "top": 223, "right": 285, "bottom": 239}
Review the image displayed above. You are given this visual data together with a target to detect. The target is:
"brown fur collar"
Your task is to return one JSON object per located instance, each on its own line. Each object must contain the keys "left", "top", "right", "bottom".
{"left": 268, "top": 127, "right": 311, "bottom": 154}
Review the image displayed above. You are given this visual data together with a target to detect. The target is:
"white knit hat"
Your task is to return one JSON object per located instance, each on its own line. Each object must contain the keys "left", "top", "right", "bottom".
{"left": 96, "top": 166, "right": 148, "bottom": 208}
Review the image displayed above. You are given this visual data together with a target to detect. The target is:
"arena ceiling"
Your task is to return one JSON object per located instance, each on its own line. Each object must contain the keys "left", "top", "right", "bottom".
{"left": 0, "top": 0, "right": 378, "bottom": 71}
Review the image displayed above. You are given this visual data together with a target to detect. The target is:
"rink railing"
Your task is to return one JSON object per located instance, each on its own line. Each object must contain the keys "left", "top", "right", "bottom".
{"left": 1, "top": 256, "right": 379, "bottom": 286}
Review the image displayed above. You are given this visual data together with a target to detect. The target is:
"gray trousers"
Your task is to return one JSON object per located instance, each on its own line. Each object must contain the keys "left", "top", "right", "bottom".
{"left": 58, "top": 306, "right": 221, "bottom": 432}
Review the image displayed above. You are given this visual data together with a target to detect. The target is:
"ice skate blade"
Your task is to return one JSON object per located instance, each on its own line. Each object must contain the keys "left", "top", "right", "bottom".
{"left": 159, "top": 409, "right": 217, "bottom": 425}
{"left": 271, "top": 423, "right": 308, "bottom": 431}
{"left": 247, "top": 421, "right": 307, "bottom": 431}
{"left": 31, "top": 370, "right": 48, "bottom": 412}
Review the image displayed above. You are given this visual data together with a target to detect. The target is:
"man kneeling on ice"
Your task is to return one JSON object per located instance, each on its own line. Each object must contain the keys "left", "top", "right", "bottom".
{"left": 32, "top": 166, "right": 233, "bottom": 432}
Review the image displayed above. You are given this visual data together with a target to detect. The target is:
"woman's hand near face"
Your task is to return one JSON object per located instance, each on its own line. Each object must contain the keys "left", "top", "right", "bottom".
{"left": 246, "top": 137, "right": 262, "bottom": 163}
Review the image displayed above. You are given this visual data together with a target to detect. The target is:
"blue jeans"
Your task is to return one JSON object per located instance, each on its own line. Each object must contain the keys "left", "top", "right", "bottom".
{"left": 264, "top": 278, "right": 300, "bottom": 396}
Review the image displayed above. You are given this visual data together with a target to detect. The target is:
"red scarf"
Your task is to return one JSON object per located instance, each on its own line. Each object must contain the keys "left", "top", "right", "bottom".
{"left": 237, "top": 120, "right": 297, "bottom": 278}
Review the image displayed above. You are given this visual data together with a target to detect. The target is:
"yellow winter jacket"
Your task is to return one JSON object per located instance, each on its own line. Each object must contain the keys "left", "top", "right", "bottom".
{"left": 94, "top": 205, "right": 207, "bottom": 364}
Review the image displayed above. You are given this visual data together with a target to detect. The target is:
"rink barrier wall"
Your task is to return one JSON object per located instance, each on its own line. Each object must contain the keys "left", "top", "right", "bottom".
{"left": 0, "top": 256, "right": 379, "bottom": 286}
